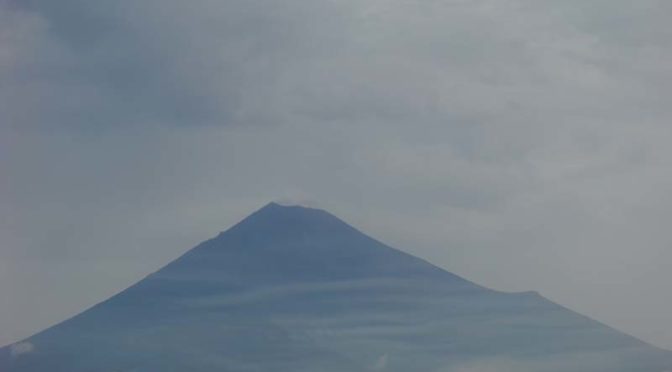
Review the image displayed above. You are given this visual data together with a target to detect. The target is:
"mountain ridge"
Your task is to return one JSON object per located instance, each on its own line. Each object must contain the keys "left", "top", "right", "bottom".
{"left": 2, "top": 202, "right": 671, "bottom": 371}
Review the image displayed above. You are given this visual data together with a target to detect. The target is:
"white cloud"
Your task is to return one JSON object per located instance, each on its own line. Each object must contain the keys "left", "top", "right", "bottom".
{"left": 10, "top": 341, "right": 34, "bottom": 358}
{"left": 373, "top": 353, "right": 388, "bottom": 370}
{"left": 445, "top": 352, "right": 622, "bottom": 372}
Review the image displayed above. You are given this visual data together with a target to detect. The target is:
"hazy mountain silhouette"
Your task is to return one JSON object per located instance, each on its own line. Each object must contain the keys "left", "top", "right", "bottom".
{"left": 2, "top": 203, "right": 671, "bottom": 371}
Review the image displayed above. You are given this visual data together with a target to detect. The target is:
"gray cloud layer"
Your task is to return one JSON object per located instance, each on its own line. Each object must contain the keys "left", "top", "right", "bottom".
{"left": 2, "top": 0, "right": 672, "bottom": 350}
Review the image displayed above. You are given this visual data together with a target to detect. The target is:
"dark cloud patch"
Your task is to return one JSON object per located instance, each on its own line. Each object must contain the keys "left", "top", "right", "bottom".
{"left": 4, "top": 0, "right": 352, "bottom": 129}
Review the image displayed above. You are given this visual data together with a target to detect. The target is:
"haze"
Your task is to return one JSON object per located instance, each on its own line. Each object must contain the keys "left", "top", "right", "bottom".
{"left": 1, "top": 0, "right": 671, "bottom": 350}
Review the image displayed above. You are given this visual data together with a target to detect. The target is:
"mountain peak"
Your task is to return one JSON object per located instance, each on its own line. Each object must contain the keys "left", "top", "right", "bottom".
{"left": 255, "top": 201, "right": 328, "bottom": 217}
{"left": 160, "top": 201, "right": 474, "bottom": 286}
{"left": 222, "top": 201, "right": 353, "bottom": 239}
{"left": 257, "top": 201, "right": 335, "bottom": 217}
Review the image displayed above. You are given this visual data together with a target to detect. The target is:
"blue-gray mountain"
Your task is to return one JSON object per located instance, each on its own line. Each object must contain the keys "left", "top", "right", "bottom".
{"left": 2, "top": 203, "right": 671, "bottom": 371}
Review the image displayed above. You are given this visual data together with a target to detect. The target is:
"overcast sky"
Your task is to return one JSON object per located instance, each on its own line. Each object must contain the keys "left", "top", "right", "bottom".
{"left": 2, "top": 0, "right": 672, "bottom": 350}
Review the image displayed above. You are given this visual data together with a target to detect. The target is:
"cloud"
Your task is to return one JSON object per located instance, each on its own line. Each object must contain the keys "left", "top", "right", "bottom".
{"left": 9, "top": 342, "right": 34, "bottom": 358}
{"left": 445, "top": 352, "right": 624, "bottom": 372}
{"left": 4, "top": 0, "right": 668, "bottom": 132}
{"left": 373, "top": 354, "right": 388, "bottom": 370}
{"left": 2, "top": 0, "right": 358, "bottom": 130}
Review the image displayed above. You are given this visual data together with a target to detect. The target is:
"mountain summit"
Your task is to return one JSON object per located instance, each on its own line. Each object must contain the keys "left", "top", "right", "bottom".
{"left": 2, "top": 203, "right": 671, "bottom": 371}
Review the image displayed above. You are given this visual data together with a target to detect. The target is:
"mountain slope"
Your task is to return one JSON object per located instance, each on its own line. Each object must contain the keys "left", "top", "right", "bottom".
{"left": 2, "top": 203, "right": 671, "bottom": 371}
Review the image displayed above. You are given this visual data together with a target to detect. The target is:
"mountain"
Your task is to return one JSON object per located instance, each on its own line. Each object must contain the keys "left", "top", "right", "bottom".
{"left": 2, "top": 203, "right": 671, "bottom": 371}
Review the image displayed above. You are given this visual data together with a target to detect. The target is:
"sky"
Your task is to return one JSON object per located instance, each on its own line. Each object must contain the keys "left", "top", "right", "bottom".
{"left": 2, "top": 0, "right": 672, "bottom": 350}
